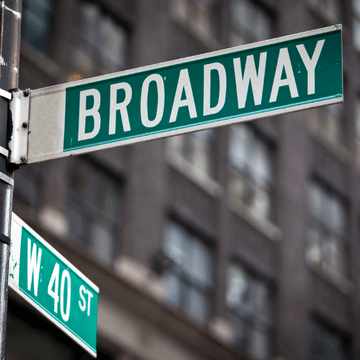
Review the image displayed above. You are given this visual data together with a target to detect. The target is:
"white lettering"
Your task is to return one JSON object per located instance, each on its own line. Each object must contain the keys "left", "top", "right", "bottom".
{"left": 203, "top": 62, "right": 227, "bottom": 116}
{"left": 86, "top": 289, "right": 93, "bottom": 316}
{"left": 60, "top": 270, "right": 71, "bottom": 322}
{"left": 270, "top": 48, "right": 299, "bottom": 102}
{"left": 79, "top": 285, "right": 93, "bottom": 316}
{"left": 169, "top": 69, "right": 197, "bottom": 123}
{"left": 233, "top": 52, "right": 267, "bottom": 108}
{"left": 48, "top": 263, "right": 60, "bottom": 313}
{"left": 297, "top": 39, "right": 325, "bottom": 95}
{"left": 78, "top": 89, "right": 101, "bottom": 141}
{"left": 79, "top": 285, "right": 87, "bottom": 312}
{"left": 141, "top": 74, "right": 165, "bottom": 128}
{"left": 109, "top": 82, "right": 132, "bottom": 134}
{"left": 27, "top": 239, "right": 42, "bottom": 297}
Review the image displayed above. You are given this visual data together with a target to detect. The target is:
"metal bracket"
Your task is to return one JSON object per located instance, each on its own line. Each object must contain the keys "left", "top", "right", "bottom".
{"left": 0, "top": 233, "right": 10, "bottom": 245}
{"left": 0, "top": 147, "right": 9, "bottom": 158}
{"left": 8, "top": 89, "right": 30, "bottom": 166}
{"left": 0, "top": 88, "right": 12, "bottom": 100}
{"left": 0, "top": 172, "right": 14, "bottom": 186}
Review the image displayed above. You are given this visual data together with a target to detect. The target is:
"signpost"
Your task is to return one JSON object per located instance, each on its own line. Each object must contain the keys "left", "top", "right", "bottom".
{"left": 9, "top": 25, "right": 343, "bottom": 166}
{"left": 9, "top": 213, "right": 99, "bottom": 357}
{"left": 0, "top": 23, "right": 343, "bottom": 360}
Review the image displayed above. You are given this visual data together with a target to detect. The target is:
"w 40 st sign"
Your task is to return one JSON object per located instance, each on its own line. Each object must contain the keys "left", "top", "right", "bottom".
{"left": 8, "top": 25, "right": 342, "bottom": 166}
{"left": 9, "top": 214, "right": 99, "bottom": 357}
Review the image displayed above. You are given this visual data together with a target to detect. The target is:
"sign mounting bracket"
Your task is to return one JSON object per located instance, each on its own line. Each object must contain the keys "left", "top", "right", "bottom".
{"left": 8, "top": 89, "right": 30, "bottom": 167}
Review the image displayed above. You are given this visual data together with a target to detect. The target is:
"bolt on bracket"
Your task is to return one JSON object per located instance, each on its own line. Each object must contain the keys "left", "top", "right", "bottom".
{"left": 8, "top": 89, "right": 30, "bottom": 166}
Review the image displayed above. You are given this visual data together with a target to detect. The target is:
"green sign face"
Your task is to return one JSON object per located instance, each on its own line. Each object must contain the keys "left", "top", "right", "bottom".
{"left": 25, "top": 25, "right": 342, "bottom": 164}
{"left": 9, "top": 214, "right": 99, "bottom": 357}
{"left": 64, "top": 26, "right": 342, "bottom": 150}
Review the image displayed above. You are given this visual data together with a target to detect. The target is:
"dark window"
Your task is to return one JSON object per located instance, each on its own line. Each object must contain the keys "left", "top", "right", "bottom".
{"left": 228, "top": 123, "right": 274, "bottom": 222}
{"left": 226, "top": 263, "right": 274, "bottom": 360}
{"left": 22, "top": 0, "right": 54, "bottom": 55}
{"left": 70, "top": 0, "right": 129, "bottom": 78}
{"left": 67, "top": 157, "right": 122, "bottom": 265}
{"left": 307, "top": 179, "right": 347, "bottom": 277}
{"left": 310, "top": 318, "right": 351, "bottom": 360}
{"left": 163, "top": 220, "right": 213, "bottom": 323}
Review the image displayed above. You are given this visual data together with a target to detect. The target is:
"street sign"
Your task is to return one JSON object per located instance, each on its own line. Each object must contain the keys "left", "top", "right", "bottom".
{"left": 17, "top": 25, "right": 342, "bottom": 164}
{"left": 9, "top": 213, "right": 99, "bottom": 357}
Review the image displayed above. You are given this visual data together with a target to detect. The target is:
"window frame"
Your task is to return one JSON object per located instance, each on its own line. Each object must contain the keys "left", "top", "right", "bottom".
{"left": 162, "top": 219, "right": 214, "bottom": 324}
{"left": 226, "top": 261, "right": 275, "bottom": 360}
{"left": 227, "top": 123, "right": 275, "bottom": 223}
{"left": 67, "top": 156, "right": 123, "bottom": 265}
{"left": 70, "top": 0, "right": 130, "bottom": 78}
{"left": 306, "top": 177, "right": 348, "bottom": 278}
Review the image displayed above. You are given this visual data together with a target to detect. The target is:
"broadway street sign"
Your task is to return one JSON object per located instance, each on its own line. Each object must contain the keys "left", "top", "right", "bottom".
{"left": 13, "top": 25, "right": 342, "bottom": 165}
{"left": 9, "top": 213, "right": 99, "bottom": 357}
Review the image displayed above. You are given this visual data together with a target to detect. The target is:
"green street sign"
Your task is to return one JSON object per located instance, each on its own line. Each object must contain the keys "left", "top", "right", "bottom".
{"left": 9, "top": 213, "right": 99, "bottom": 357}
{"left": 15, "top": 25, "right": 342, "bottom": 165}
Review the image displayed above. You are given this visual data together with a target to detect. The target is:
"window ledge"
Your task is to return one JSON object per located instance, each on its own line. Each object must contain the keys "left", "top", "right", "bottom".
{"left": 167, "top": 153, "right": 223, "bottom": 198}
{"left": 208, "top": 316, "right": 235, "bottom": 345}
{"left": 21, "top": 40, "right": 61, "bottom": 80}
{"left": 306, "top": 121, "right": 351, "bottom": 164}
{"left": 307, "top": 259, "right": 354, "bottom": 296}
{"left": 114, "top": 256, "right": 165, "bottom": 301}
{"left": 38, "top": 206, "right": 69, "bottom": 239}
{"left": 229, "top": 203, "right": 282, "bottom": 242}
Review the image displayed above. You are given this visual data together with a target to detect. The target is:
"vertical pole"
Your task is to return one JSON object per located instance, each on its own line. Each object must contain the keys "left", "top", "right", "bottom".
{"left": 0, "top": 0, "right": 21, "bottom": 359}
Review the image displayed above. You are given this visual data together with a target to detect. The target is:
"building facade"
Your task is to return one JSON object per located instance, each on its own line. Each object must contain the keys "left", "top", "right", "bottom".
{"left": 4, "top": 0, "right": 360, "bottom": 359}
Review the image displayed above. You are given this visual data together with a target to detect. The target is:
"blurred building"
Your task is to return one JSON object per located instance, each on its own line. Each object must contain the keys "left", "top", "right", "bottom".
{"left": 5, "top": 0, "right": 360, "bottom": 359}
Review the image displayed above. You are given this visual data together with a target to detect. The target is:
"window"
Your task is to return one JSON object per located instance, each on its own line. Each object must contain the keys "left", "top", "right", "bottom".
{"left": 226, "top": 263, "right": 274, "bottom": 360}
{"left": 14, "top": 163, "right": 46, "bottom": 212}
{"left": 307, "top": 104, "right": 345, "bottom": 147}
{"left": 67, "top": 157, "right": 122, "bottom": 265}
{"left": 70, "top": 0, "right": 128, "bottom": 77}
{"left": 170, "top": 0, "right": 218, "bottom": 45}
{"left": 307, "top": 180, "right": 347, "bottom": 278}
{"left": 353, "top": 1, "right": 360, "bottom": 52}
{"left": 306, "top": 0, "right": 341, "bottom": 24}
{"left": 167, "top": 129, "right": 216, "bottom": 180}
{"left": 163, "top": 221, "right": 213, "bottom": 323}
{"left": 228, "top": 124, "right": 274, "bottom": 222}
{"left": 229, "top": 0, "right": 272, "bottom": 46}
{"left": 310, "top": 318, "right": 350, "bottom": 360}
{"left": 22, "top": 0, "right": 54, "bottom": 55}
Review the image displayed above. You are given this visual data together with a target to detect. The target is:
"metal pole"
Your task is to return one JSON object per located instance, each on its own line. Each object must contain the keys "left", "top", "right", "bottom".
{"left": 0, "top": 0, "right": 21, "bottom": 358}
